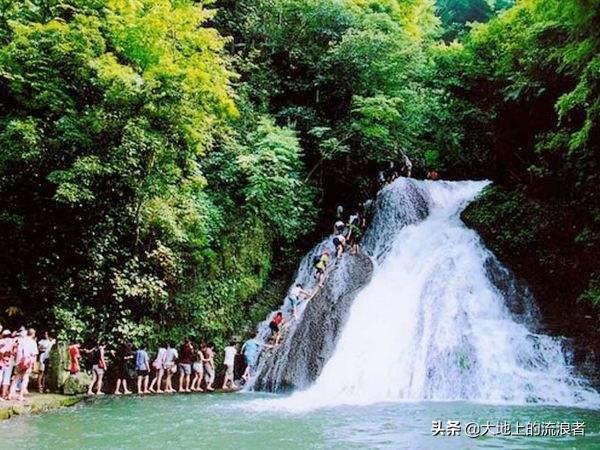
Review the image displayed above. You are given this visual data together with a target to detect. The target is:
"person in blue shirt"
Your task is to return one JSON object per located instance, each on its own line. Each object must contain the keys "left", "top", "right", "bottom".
{"left": 241, "top": 337, "right": 272, "bottom": 382}
{"left": 135, "top": 346, "right": 150, "bottom": 394}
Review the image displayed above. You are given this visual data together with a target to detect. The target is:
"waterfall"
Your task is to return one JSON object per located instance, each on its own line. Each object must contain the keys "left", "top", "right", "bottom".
{"left": 250, "top": 178, "right": 599, "bottom": 410}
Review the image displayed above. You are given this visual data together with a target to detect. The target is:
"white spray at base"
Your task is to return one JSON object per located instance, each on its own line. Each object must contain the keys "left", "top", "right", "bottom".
{"left": 249, "top": 178, "right": 599, "bottom": 411}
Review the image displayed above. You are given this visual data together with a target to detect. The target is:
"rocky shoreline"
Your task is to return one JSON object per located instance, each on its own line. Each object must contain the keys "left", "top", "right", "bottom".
{"left": 0, "top": 393, "right": 83, "bottom": 421}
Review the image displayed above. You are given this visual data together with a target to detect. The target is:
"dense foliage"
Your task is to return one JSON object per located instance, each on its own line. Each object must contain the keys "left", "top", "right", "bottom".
{"left": 0, "top": 0, "right": 314, "bottom": 347}
{"left": 0, "top": 0, "right": 598, "bottom": 364}
{"left": 433, "top": 0, "right": 600, "bottom": 377}
{"left": 430, "top": 0, "right": 600, "bottom": 307}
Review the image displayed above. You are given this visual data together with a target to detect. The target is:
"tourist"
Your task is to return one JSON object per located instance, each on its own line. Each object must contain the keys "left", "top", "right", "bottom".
{"left": 221, "top": 342, "right": 237, "bottom": 391}
{"left": 334, "top": 219, "right": 345, "bottom": 235}
{"left": 336, "top": 204, "right": 344, "bottom": 219}
{"left": 149, "top": 344, "right": 167, "bottom": 393}
{"left": 202, "top": 342, "right": 215, "bottom": 391}
{"left": 241, "top": 337, "right": 271, "bottom": 382}
{"left": 9, "top": 328, "right": 38, "bottom": 401}
{"left": 37, "top": 331, "right": 55, "bottom": 393}
{"left": 190, "top": 344, "right": 204, "bottom": 392}
{"left": 314, "top": 250, "right": 330, "bottom": 287}
{"left": 346, "top": 221, "right": 362, "bottom": 255}
{"left": 88, "top": 343, "right": 108, "bottom": 395}
{"left": 333, "top": 232, "right": 346, "bottom": 258}
{"left": 401, "top": 153, "right": 412, "bottom": 177}
{"left": 289, "top": 283, "right": 311, "bottom": 320}
{"left": 113, "top": 342, "right": 133, "bottom": 395}
{"left": 135, "top": 345, "right": 150, "bottom": 394}
{"left": 163, "top": 343, "right": 178, "bottom": 393}
{"left": 68, "top": 342, "right": 82, "bottom": 374}
{"left": 269, "top": 312, "right": 285, "bottom": 346}
{"left": 427, "top": 169, "right": 439, "bottom": 180}
{"left": 0, "top": 329, "right": 14, "bottom": 400}
{"left": 178, "top": 338, "right": 194, "bottom": 393}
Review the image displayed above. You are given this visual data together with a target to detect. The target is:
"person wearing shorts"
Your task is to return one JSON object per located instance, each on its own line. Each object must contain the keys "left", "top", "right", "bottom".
{"left": 163, "top": 343, "right": 178, "bottom": 393}
{"left": 289, "top": 283, "right": 310, "bottom": 319}
{"left": 149, "top": 345, "right": 167, "bottom": 393}
{"left": 202, "top": 342, "right": 215, "bottom": 391}
{"left": 135, "top": 346, "right": 150, "bottom": 394}
{"left": 269, "top": 312, "right": 285, "bottom": 345}
{"left": 178, "top": 338, "right": 194, "bottom": 393}
{"left": 87, "top": 344, "right": 108, "bottom": 395}
{"left": 10, "top": 328, "right": 38, "bottom": 401}
{"left": 221, "top": 342, "right": 237, "bottom": 391}
{"left": 190, "top": 345, "right": 204, "bottom": 392}
{"left": 0, "top": 329, "right": 15, "bottom": 399}
{"left": 314, "top": 251, "right": 329, "bottom": 287}
{"left": 113, "top": 342, "right": 133, "bottom": 395}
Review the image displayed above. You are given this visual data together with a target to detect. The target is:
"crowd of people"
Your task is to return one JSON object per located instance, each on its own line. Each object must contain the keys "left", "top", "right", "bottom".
{"left": 265, "top": 199, "right": 374, "bottom": 350}
{"left": 0, "top": 326, "right": 54, "bottom": 402}
{"left": 70, "top": 339, "right": 246, "bottom": 396}
{"left": 0, "top": 323, "right": 268, "bottom": 400}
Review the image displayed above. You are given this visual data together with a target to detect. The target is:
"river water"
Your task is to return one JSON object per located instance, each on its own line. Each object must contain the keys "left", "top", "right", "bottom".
{"left": 1, "top": 393, "right": 599, "bottom": 449}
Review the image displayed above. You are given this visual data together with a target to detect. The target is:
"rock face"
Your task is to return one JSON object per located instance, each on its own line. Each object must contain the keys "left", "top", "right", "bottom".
{"left": 46, "top": 342, "right": 70, "bottom": 393}
{"left": 46, "top": 342, "right": 91, "bottom": 394}
{"left": 62, "top": 372, "right": 92, "bottom": 395}
{"left": 253, "top": 253, "right": 373, "bottom": 392}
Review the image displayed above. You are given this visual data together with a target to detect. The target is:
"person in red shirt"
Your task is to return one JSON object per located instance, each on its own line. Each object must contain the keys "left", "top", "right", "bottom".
{"left": 178, "top": 338, "right": 194, "bottom": 393}
{"left": 269, "top": 312, "right": 285, "bottom": 346}
{"left": 68, "top": 343, "right": 81, "bottom": 374}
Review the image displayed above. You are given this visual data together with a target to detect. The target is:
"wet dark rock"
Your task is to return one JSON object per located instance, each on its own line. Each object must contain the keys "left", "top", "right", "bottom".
{"left": 254, "top": 252, "right": 373, "bottom": 392}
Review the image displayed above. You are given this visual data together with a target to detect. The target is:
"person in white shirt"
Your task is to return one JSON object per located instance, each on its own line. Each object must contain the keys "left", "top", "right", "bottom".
{"left": 10, "top": 328, "right": 38, "bottom": 401}
{"left": 289, "top": 283, "right": 311, "bottom": 319}
{"left": 37, "top": 331, "right": 55, "bottom": 393}
{"left": 163, "top": 343, "right": 178, "bottom": 393}
{"left": 221, "top": 343, "right": 238, "bottom": 391}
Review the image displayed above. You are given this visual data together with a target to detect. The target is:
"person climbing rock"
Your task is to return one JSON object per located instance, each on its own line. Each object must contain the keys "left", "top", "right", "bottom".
{"left": 333, "top": 233, "right": 346, "bottom": 258}
{"left": 362, "top": 199, "right": 373, "bottom": 227}
{"left": 334, "top": 219, "right": 345, "bottom": 235}
{"left": 346, "top": 221, "right": 362, "bottom": 255}
{"left": 348, "top": 211, "right": 360, "bottom": 228}
{"left": 314, "top": 251, "right": 330, "bottom": 287}
{"left": 289, "top": 283, "right": 311, "bottom": 320}
{"left": 241, "top": 337, "right": 272, "bottom": 382}
{"left": 269, "top": 312, "right": 285, "bottom": 346}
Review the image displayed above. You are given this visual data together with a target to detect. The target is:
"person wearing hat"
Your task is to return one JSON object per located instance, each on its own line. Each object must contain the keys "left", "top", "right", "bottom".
{"left": 0, "top": 329, "right": 15, "bottom": 399}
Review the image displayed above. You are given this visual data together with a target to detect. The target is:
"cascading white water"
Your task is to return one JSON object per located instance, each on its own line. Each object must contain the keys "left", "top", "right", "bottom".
{"left": 253, "top": 178, "right": 599, "bottom": 411}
